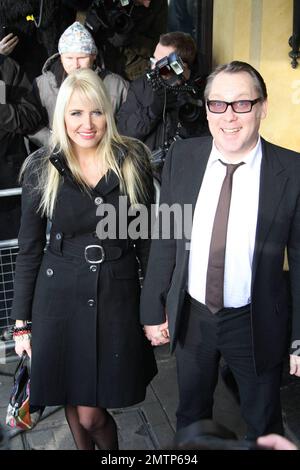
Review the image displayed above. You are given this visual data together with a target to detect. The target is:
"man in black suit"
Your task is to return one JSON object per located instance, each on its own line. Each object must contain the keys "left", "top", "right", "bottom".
{"left": 140, "top": 61, "right": 300, "bottom": 439}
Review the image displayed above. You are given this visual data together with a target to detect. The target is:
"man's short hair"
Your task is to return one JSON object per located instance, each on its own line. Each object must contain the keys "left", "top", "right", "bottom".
{"left": 159, "top": 31, "right": 197, "bottom": 67}
{"left": 204, "top": 61, "right": 268, "bottom": 101}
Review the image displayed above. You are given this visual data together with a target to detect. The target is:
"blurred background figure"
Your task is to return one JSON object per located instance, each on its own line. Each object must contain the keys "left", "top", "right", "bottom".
{"left": 0, "top": 54, "right": 44, "bottom": 241}
{"left": 29, "top": 21, "right": 128, "bottom": 149}
{"left": 0, "top": 0, "right": 91, "bottom": 81}
{"left": 85, "top": 0, "right": 168, "bottom": 81}
{"left": 168, "top": 0, "right": 196, "bottom": 38}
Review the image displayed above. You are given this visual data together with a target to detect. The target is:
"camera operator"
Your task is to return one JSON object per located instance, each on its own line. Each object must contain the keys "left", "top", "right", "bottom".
{"left": 116, "top": 31, "right": 209, "bottom": 171}
{"left": 85, "top": 0, "right": 168, "bottom": 81}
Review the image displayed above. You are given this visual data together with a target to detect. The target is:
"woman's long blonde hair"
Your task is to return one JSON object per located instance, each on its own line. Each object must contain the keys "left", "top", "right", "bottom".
{"left": 22, "top": 68, "right": 152, "bottom": 218}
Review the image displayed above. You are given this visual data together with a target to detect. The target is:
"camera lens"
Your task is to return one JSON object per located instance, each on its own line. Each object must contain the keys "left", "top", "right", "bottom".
{"left": 178, "top": 96, "right": 204, "bottom": 124}
{"left": 109, "top": 10, "right": 132, "bottom": 34}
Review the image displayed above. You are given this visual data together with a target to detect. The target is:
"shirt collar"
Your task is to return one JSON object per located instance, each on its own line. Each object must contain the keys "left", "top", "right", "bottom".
{"left": 208, "top": 137, "right": 262, "bottom": 170}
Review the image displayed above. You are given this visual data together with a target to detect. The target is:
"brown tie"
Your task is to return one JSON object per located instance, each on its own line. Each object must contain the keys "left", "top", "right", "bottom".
{"left": 205, "top": 160, "right": 244, "bottom": 313}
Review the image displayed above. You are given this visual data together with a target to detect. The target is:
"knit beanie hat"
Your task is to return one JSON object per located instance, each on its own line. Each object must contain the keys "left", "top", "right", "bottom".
{"left": 58, "top": 21, "right": 98, "bottom": 55}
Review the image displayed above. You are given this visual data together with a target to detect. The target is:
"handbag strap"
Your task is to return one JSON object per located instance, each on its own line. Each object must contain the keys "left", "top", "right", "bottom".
{"left": 14, "top": 353, "right": 30, "bottom": 380}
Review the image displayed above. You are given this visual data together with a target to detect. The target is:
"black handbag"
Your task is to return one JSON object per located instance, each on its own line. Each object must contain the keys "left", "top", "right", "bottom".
{"left": 6, "top": 353, "right": 44, "bottom": 430}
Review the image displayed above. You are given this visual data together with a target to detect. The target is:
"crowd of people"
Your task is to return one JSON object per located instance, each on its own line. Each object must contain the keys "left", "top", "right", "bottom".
{"left": 0, "top": 0, "right": 299, "bottom": 452}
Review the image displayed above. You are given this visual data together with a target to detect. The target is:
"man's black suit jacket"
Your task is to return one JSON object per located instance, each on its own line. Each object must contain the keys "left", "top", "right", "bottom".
{"left": 140, "top": 136, "right": 300, "bottom": 375}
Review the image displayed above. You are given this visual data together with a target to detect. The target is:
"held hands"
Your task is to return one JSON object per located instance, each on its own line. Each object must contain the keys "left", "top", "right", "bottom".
{"left": 289, "top": 354, "right": 300, "bottom": 376}
{"left": 144, "top": 319, "right": 170, "bottom": 347}
{"left": 0, "top": 33, "right": 19, "bottom": 56}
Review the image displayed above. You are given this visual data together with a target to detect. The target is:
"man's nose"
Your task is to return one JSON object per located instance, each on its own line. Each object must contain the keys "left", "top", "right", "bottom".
{"left": 223, "top": 104, "right": 238, "bottom": 120}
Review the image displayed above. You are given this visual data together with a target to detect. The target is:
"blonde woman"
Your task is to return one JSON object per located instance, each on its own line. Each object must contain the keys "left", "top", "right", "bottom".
{"left": 11, "top": 68, "right": 157, "bottom": 450}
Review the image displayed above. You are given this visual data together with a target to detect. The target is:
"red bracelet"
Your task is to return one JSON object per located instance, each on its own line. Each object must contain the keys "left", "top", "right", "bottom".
{"left": 13, "top": 330, "right": 31, "bottom": 337}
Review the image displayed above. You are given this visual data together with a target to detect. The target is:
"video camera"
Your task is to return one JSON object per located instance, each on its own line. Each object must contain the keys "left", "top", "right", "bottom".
{"left": 146, "top": 52, "right": 185, "bottom": 90}
{"left": 174, "top": 420, "right": 267, "bottom": 451}
{"left": 85, "top": 0, "right": 134, "bottom": 39}
{"left": 151, "top": 134, "right": 182, "bottom": 169}
{"left": 147, "top": 52, "right": 205, "bottom": 136}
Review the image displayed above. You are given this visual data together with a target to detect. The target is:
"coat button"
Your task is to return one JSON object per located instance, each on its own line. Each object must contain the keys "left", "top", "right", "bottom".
{"left": 55, "top": 233, "right": 62, "bottom": 240}
{"left": 88, "top": 299, "right": 95, "bottom": 307}
{"left": 46, "top": 268, "right": 54, "bottom": 277}
{"left": 90, "top": 265, "right": 97, "bottom": 272}
{"left": 95, "top": 197, "right": 103, "bottom": 206}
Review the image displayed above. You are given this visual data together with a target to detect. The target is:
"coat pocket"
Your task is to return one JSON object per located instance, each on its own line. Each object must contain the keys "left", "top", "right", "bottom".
{"left": 32, "top": 252, "right": 78, "bottom": 320}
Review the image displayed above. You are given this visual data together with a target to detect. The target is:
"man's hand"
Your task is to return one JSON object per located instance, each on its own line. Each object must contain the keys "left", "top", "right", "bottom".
{"left": 144, "top": 320, "right": 170, "bottom": 346}
{"left": 0, "top": 33, "right": 19, "bottom": 56}
{"left": 290, "top": 354, "right": 300, "bottom": 376}
{"left": 257, "top": 434, "right": 297, "bottom": 450}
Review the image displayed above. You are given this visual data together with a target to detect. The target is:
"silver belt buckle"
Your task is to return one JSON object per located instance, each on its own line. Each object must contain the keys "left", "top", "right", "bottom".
{"left": 84, "top": 245, "right": 105, "bottom": 264}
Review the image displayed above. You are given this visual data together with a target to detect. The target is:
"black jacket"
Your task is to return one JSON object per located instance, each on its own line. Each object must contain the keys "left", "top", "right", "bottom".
{"left": 11, "top": 147, "right": 157, "bottom": 407}
{"left": 141, "top": 136, "right": 300, "bottom": 375}
{"left": 117, "top": 74, "right": 209, "bottom": 155}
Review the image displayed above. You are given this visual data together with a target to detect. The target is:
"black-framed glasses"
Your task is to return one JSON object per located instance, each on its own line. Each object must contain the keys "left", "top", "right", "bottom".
{"left": 207, "top": 98, "right": 262, "bottom": 114}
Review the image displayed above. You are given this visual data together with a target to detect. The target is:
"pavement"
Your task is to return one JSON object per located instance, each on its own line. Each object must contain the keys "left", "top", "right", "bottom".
{"left": 0, "top": 345, "right": 300, "bottom": 450}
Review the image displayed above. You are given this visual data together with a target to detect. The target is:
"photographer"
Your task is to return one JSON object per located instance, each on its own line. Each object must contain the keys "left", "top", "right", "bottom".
{"left": 85, "top": 0, "right": 168, "bottom": 81}
{"left": 116, "top": 31, "right": 209, "bottom": 170}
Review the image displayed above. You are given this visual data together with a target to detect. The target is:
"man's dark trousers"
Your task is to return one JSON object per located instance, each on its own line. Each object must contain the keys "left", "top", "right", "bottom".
{"left": 175, "top": 294, "right": 283, "bottom": 439}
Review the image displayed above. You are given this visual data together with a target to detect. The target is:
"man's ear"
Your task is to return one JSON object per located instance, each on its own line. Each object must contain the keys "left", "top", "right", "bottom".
{"left": 261, "top": 98, "right": 268, "bottom": 120}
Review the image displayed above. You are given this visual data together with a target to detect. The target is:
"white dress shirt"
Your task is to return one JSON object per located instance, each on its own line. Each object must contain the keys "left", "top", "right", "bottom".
{"left": 188, "top": 138, "right": 262, "bottom": 307}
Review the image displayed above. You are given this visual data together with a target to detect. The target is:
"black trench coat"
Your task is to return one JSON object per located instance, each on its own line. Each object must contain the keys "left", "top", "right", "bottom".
{"left": 11, "top": 148, "right": 157, "bottom": 408}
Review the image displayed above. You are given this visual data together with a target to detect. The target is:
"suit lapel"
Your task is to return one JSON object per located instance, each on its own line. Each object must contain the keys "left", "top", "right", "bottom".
{"left": 180, "top": 138, "right": 212, "bottom": 274}
{"left": 252, "top": 139, "right": 289, "bottom": 283}
{"left": 183, "top": 137, "right": 212, "bottom": 214}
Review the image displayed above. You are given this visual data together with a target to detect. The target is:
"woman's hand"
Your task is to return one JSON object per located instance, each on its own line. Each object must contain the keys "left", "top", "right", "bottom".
{"left": 144, "top": 321, "right": 170, "bottom": 346}
{"left": 14, "top": 320, "right": 32, "bottom": 358}
{"left": 14, "top": 336, "right": 32, "bottom": 358}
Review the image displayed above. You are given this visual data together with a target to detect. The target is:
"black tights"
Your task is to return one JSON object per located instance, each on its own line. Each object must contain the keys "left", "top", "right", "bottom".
{"left": 65, "top": 405, "right": 119, "bottom": 450}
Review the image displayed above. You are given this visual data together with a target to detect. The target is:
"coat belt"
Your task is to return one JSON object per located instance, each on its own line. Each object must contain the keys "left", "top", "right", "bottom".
{"left": 49, "top": 233, "right": 131, "bottom": 264}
